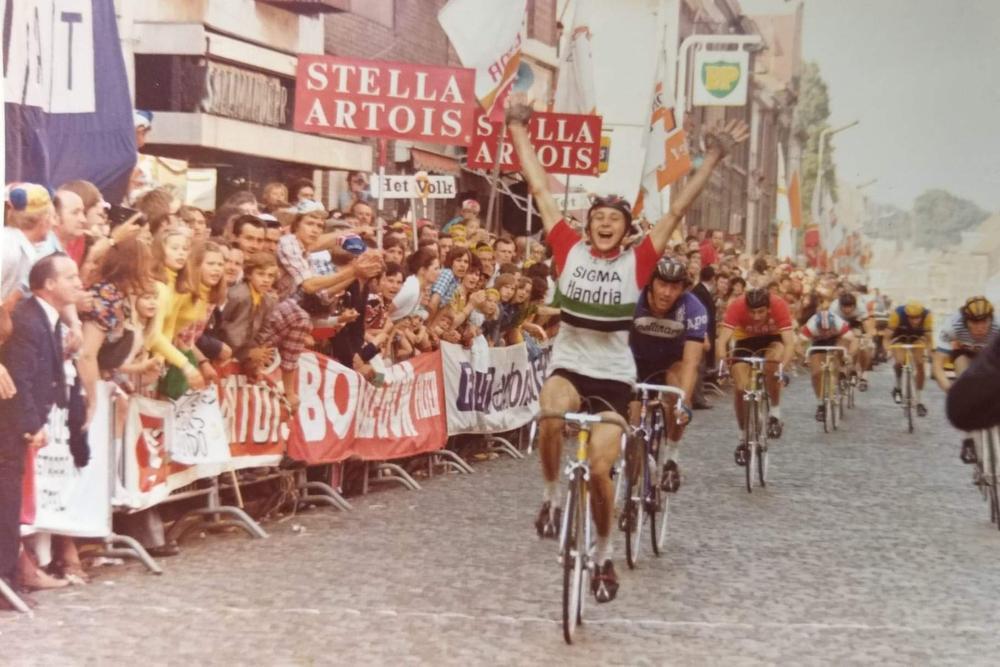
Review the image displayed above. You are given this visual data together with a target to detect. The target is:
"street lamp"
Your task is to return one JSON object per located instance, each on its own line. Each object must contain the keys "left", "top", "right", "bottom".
{"left": 815, "top": 120, "right": 859, "bottom": 210}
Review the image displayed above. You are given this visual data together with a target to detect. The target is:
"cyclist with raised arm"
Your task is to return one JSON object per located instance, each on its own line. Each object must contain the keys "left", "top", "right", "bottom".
{"left": 932, "top": 296, "right": 999, "bottom": 461}
{"left": 506, "top": 92, "right": 748, "bottom": 603}
{"left": 887, "top": 300, "right": 934, "bottom": 416}
{"left": 831, "top": 291, "right": 876, "bottom": 391}
{"left": 629, "top": 256, "right": 705, "bottom": 491}
{"left": 716, "top": 287, "right": 797, "bottom": 464}
{"left": 801, "top": 295, "right": 857, "bottom": 422}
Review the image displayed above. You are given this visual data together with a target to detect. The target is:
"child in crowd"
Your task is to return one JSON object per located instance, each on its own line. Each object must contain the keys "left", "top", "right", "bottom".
{"left": 219, "top": 252, "right": 279, "bottom": 379}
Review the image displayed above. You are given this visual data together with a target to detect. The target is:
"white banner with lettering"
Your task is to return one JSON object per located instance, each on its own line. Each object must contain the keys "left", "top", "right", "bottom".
{"left": 441, "top": 340, "right": 551, "bottom": 435}
{"left": 22, "top": 382, "right": 113, "bottom": 538}
{"left": 169, "top": 389, "right": 231, "bottom": 465}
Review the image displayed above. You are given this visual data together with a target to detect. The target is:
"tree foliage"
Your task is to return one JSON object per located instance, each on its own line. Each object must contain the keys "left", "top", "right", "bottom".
{"left": 795, "top": 62, "right": 837, "bottom": 220}
{"left": 910, "top": 189, "right": 988, "bottom": 249}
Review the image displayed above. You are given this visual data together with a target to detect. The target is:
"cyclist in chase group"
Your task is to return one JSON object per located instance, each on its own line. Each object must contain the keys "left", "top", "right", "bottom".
{"left": 505, "top": 91, "right": 748, "bottom": 603}
{"left": 629, "top": 256, "right": 706, "bottom": 490}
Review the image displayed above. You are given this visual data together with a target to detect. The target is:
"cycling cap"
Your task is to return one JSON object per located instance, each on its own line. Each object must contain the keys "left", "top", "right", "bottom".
{"left": 962, "top": 295, "right": 994, "bottom": 321}
{"left": 745, "top": 287, "right": 770, "bottom": 309}
{"left": 653, "top": 256, "right": 688, "bottom": 284}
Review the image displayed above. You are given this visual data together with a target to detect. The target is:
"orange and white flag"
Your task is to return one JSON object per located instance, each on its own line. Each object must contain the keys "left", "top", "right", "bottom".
{"left": 439, "top": 0, "right": 527, "bottom": 119}
{"left": 633, "top": 56, "right": 691, "bottom": 221}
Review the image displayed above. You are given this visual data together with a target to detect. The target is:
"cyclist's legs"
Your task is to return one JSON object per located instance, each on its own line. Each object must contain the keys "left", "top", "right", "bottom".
{"left": 891, "top": 344, "right": 908, "bottom": 389}
{"left": 664, "top": 363, "right": 687, "bottom": 443}
{"left": 913, "top": 347, "right": 927, "bottom": 390}
{"left": 539, "top": 374, "right": 581, "bottom": 492}
{"left": 731, "top": 362, "right": 751, "bottom": 431}
{"left": 764, "top": 342, "right": 785, "bottom": 409}
{"left": 954, "top": 353, "right": 973, "bottom": 376}
{"left": 857, "top": 336, "right": 873, "bottom": 374}
{"left": 808, "top": 351, "right": 825, "bottom": 399}
{"left": 588, "top": 418, "right": 625, "bottom": 544}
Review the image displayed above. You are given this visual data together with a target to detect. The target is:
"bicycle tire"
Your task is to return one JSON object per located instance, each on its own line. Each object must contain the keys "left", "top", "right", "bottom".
{"left": 988, "top": 431, "right": 1000, "bottom": 530}
{"left": 623, "top": 452, "right": 644, "bottom": 569}
{"left": 822, "top": 369, "right": 831, "bottom": 434}
{"left": 562, "top": 474, "right": 582, "bottom": 644}
{"left": 904, "top": 366, "right": 914, "bottom": 434}
{"left": 650, "top": 403, "right": 669, "bottom": 556}
{"left": 744, "top": 394, "right": 755, "bottom": 493}
{"left": 758, "top": 389, "right": 770, "bottom": 488}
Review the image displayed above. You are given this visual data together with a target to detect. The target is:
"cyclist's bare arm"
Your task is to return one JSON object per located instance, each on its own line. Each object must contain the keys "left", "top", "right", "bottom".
{"left": 677, "top": 339, "right": 703, "bottom": 405}
{"left": 779, "top": 330, "right": 797, "bottom": 367}
{"left": 716, "top": 327, "right": 734, "bottom": 367}
{"left": 506, "top": 94, "right": 562, "bottom": 235}
{"left": 647, "top": 120, "right": 749, "bottom": 255}
{"left": 931, "top": 350, "right": 952, "bottom": 391}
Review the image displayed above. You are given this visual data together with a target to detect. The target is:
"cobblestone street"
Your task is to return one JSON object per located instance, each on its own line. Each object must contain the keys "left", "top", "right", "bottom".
{"left": 4, "top": 366, "right": 999, "bottom": 665}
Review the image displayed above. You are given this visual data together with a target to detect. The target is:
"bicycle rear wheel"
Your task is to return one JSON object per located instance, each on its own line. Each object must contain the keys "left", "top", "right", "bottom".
{"left": 562, "top": 474, "right": 584, "bottom": 644}
{"left": 623, "top": 443, "right": 645, "bottom": 570}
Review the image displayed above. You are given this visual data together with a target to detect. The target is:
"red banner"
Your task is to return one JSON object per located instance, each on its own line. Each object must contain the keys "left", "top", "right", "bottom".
{"left": 467, "top": 111, "right": 603, "bottom": 176}
{"left": 293, "top": 55, "right": 477, "bottom": 146}
{"left": 287, "top": 350, "right": 447, "bottom": 464}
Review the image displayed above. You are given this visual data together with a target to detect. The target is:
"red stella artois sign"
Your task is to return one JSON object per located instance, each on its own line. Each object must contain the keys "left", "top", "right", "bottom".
{"left": 466, "top": 111, "right": 603, "bottom": 176}
{"left": 294, "top": 55, "right": 477, "bottom": 145}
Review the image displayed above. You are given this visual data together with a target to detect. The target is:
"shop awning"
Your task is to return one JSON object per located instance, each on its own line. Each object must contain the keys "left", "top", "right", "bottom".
{"left": 257, "top": 0, "right": 348, "bottom": 14}
{"left": 147, "top": 112, "right": 373, "bottom": 171}
{"left": 411, "top": 147, "right": 461, "bottom": 176}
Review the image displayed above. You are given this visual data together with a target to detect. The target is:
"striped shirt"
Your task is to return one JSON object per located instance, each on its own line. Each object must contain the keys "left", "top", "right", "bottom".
{"left": 936, "top": 312, "right": 1000, "bottom": 353}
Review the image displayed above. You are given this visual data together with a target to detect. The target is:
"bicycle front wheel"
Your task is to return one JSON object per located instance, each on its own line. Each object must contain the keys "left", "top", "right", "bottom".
{"left": 746, "top": 396, "right": 758, "bottom": 493}
{"left": 650, "top": 405, "right": 669, "bottom": 555}
{"left": 904, "top": 367, "right": 914, "bottom": 434}
{"left": 562, "top": 474, "right": 584, "bottom": 644}
{"left": 986, "top": 431, "right": 1000, "bottom": 530}
{"left": 623, "top": 449, "right": 645, "bottom": 570}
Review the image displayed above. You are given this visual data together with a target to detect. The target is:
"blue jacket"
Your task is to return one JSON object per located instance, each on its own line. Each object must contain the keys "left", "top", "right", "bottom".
{"left": 630, "top": 290, "right": 708, "bottom": 369}
{"left": 0, "top": 297, "right": 87, "bottom": 466}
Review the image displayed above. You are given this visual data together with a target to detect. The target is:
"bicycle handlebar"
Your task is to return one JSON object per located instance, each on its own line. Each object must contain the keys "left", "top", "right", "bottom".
{"left": 634, "top": 383, "right": 687, "bottom": 403}
{"left": 808, "top": 345, "right": 848, "bottom": 355}
{"left": 537, "top": 410, "right": 630, "bottom": 431}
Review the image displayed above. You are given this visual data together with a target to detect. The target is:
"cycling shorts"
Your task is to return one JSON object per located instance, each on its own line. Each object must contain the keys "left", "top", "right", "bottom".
{"left": 635, "top": 352, "right": 685, "bottom": 386}
{"left": 550, "top": 368, "right": 632, "bottom": 417}
{"left": 732, "top": 335, "right": 783, "bottom": 360}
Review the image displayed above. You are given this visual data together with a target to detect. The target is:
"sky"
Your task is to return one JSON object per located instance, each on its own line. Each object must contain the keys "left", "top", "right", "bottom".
{"left": 744, "top": 0, "right": 1000, "bottom": 213}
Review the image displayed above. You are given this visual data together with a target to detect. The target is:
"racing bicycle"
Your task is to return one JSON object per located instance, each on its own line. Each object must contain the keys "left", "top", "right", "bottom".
{"left": 620, "top": 383, "right": 687, "bottom": 569}
{"left": 538, "top": 409, "right": 629, "bottom": 645}
{"left": 722, "top": 354, "right": 783, "bottom": 493}
{"left": 810, "top": 345, "right": 847, "bottom": 433}
{"left": 888, "top": 342, "right": 924, "bottom": 433}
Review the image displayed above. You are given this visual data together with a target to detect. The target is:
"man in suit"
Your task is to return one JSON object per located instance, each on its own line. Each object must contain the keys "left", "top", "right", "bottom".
{"left": 690, "top": 266, "right": 718, "bottom": 409}
{"left": 0, "top": 254, "right": 85, "bottom": 607}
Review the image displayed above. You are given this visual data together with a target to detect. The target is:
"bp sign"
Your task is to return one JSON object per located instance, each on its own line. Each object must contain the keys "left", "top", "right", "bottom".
{"left": 692, "top": 50, "right": 750, "bottom": 106}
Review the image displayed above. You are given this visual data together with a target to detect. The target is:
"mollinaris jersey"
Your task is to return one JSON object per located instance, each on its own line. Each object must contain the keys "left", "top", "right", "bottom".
{"left": 630, "top": 291, "right": 708, "bottom": 369}
{"left": 548, "top": 219, "right": 658, "bottom": 384}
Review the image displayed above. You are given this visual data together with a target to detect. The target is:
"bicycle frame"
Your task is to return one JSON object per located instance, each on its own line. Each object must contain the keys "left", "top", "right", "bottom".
{"left": 725, "top": 354, "right": 781, "bottom": 492}
{"left": 889, "top": 342, "right": 925, "bottom": 433}
{"left": 809, "top": 345, "right": 847, "bottom": 432}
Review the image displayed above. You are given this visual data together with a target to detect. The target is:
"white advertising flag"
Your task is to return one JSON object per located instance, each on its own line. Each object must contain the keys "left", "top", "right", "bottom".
{"left": 438, "top": 0, "right": 527, "bottom": 118}
{"left": 553, "top": 0, "right": 596, "bottom": 115}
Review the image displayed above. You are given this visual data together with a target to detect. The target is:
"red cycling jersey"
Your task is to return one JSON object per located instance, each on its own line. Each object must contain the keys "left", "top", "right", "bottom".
{"left": 723, "top": 294, "right": 793, "bottom": 340}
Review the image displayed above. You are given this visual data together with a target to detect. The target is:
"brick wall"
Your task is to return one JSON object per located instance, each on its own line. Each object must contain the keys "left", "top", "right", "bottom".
{"left": 323, "top": 0, "right": 461, "bottom": 66}
{"left": 527, "top": 0, "right": 557, "bottom": 46}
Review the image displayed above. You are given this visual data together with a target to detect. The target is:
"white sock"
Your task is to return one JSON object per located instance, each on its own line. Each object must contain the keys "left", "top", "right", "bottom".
{"left": 594, "top": 535, "right": 612, "bottom": 565}
{"left": 543, "top": 480, "right": 559, "bottom": 507}
{"left": 770, "top": 405, "right": 781, "bottom": 420}
{"left": 665, "top": 441, "right": 680, "bottom": 463}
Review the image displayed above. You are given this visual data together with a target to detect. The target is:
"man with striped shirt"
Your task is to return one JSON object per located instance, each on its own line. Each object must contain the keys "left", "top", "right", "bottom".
{"left": 506, "top": 92, "right": 748, "bottom": 603}
{"left": 932, "top": 296, "right": 999, "bottom": 463}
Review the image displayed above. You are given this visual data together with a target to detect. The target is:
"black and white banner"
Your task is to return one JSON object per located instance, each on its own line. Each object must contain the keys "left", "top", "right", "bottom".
{"left": 441, "top": 341, "right": 551, "bottom": 435}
